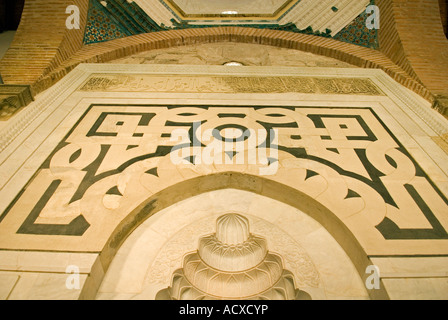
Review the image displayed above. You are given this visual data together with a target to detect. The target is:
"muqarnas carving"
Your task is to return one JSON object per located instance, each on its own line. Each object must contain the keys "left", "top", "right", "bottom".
{"left": 0, "top": 85, "right": 33, "bottom": 120}
{"left": 156, "top": 214, "right": 312, "bottom": 300}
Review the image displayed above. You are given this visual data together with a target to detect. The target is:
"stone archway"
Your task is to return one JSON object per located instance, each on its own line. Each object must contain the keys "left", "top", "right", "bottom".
{"left": 77, "top": 171, "right": 389, "bottom": 300}
{"left": 0, "top": 61, "right": 446, "bottom": 299}
{"left": 91, "top": 188, "right": 385, "bottom": 300}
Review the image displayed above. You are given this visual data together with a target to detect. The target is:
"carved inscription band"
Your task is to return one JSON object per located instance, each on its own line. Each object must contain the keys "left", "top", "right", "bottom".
{"left": 79, "top": 75, "right": 384, "bottom": 96}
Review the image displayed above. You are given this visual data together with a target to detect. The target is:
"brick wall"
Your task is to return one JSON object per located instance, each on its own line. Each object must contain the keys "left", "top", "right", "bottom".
{"left": 0, "top": 0, "right": 88, "bottom": 95}
{"left": 0, "top": 0, "right": 446, "bottom": 111}
{"left": 378, "top": 0, "right": 448, "bottom": 97}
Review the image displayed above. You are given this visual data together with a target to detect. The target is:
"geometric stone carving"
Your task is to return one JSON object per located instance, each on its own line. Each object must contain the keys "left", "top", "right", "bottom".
{"left": 2, "top": 103, "right": 448, "bottom": 254}
{"left": 156, "top": 213, "right": 312, "bottom": 300}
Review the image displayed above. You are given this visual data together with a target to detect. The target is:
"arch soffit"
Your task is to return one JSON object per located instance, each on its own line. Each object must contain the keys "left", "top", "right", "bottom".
{"left": 82, "top": 171, "right": 389, "bottom": 300}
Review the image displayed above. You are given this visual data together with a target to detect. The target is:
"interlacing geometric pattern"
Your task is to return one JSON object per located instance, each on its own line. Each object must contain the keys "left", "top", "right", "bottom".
{"left": 0, "top": 105, "right": 447, "bottom": 255}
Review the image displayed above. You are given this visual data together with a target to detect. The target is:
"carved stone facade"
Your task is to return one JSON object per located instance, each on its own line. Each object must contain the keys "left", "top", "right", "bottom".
{"left": 0, "top": 65, "right": 447, "bottom": 300}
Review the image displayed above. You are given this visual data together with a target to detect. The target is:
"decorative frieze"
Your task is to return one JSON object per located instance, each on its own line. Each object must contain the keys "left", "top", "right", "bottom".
{"left": 79, "top": 74, "right": 384, "bottom": 96}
